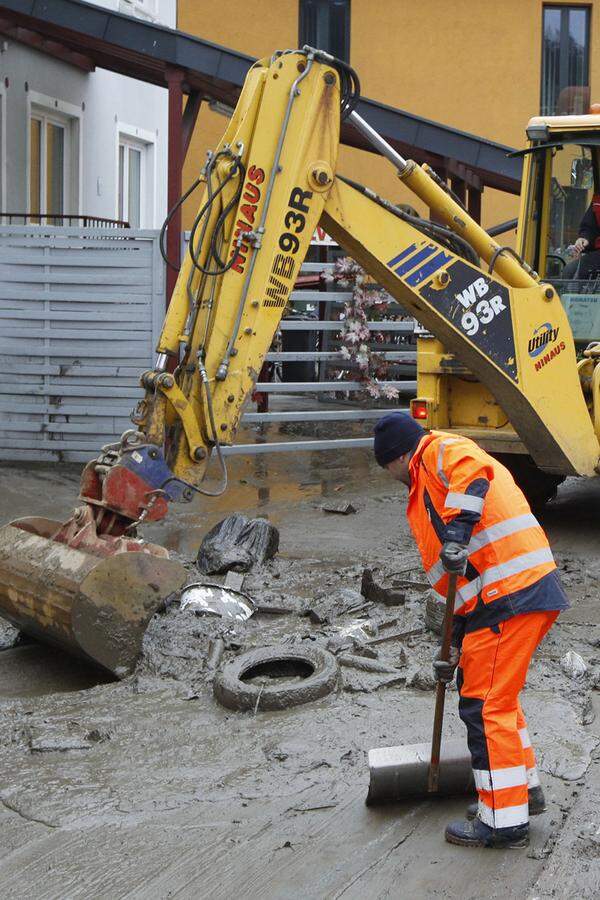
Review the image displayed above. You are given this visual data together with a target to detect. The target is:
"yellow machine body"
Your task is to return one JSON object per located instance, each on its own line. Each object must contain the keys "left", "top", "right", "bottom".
{"left": 1, "top": 49, "right": 600, "bottom": 670}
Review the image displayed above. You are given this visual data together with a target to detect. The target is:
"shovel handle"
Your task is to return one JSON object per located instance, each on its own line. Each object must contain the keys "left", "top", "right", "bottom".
{"left": 428, "top": 572, "right": 458, "bottom": 793}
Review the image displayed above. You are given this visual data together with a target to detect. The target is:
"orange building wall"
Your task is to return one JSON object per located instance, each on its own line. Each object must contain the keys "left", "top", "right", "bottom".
{"left": 178, "top": 0, "right": 598, "bottom": 235}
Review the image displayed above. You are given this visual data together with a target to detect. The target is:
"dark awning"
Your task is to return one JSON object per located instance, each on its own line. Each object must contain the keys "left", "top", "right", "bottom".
{"left": 0, "top": 0, "right": 522, "bottom": 192}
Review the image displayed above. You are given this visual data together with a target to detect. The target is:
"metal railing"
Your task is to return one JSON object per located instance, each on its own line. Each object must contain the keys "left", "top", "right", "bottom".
{"left": 228, "top": 259, "right": 417, "bottom": 455}
{"left": 0, "top": 213, "right": 130, "bottom": 228}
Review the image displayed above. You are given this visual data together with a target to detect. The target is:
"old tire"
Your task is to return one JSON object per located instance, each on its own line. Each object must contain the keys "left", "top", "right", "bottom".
{"left": 213, "top": 644, "right": 339, "bottom": 711}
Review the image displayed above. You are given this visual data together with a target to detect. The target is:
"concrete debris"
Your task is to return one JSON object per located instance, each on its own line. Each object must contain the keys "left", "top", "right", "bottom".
{"left": 405, "top": 664, "right": 437, "bottom": 692}
{"left": 321, "top": 501, "right": 357, "bottom": 515}
{"left": 367, "top": 627, "right": 424, "bottom": 646}
{"left": 561, "top": 650, "right": 588, "bottom": 679}
{"left": 339, "top": 621, "right": 377, "bottom": 641}
{"left": 341, "top": 669, "right": 406, "bottom": 693}
{"left": 361, "top": 568, "right": 406, "bottom": 606}
{"left": 28, "top": 723, "right": 111, "bottom": 753}
{"left": 424, "top": 592, "right": 444, "bottom": 634}
{"left": 0, "top": 619, "right": 22, "bottom": 651}
{"left": 337, "top": 654, "right": 400, "bottom": 674}
{"left": 196, "top": 514, "right": 279, "bottom": 574}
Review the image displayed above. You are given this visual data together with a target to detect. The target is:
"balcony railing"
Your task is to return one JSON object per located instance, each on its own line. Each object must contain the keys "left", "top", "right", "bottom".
{"left": 0, "top": 213, "right": 130, "bottom": 227}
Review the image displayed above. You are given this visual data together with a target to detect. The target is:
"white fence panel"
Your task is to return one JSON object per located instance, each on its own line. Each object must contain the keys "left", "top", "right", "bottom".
{"left": 0, "top": 226, "right": 163, "bottom": 462}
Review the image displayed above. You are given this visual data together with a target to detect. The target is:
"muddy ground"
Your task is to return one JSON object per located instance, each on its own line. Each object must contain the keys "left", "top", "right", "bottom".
{"left": 1, "top": 447, "right": 600, "bottom": 899}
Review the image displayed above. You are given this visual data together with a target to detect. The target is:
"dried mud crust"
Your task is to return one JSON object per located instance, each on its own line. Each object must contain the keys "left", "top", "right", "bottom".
{"left": 213, "top": 644, "right": 339, "bottom": 711}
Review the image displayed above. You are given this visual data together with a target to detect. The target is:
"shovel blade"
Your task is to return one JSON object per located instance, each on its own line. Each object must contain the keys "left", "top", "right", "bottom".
{"left": 366, "top": 739, "right": 474, "bottom": 805}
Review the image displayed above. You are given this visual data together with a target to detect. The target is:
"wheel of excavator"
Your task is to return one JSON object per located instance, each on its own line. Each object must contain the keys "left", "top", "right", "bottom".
{"left": 493, "top": 453, "right": 565, "bottom": 510}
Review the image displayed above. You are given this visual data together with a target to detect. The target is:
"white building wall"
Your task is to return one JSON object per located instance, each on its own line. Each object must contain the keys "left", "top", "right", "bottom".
{"left": 0, "top": 0, "right": 176, "bottom": 227}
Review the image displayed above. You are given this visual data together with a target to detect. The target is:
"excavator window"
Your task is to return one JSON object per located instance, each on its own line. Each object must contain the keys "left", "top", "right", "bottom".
{"left": 522, "top": 137, "right": 600, "bottom": 346}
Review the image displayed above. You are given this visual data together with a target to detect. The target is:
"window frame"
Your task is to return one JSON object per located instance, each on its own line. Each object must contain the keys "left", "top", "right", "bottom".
{"left": 26, "top": 91, "right": 82, "bottom": 223}
{"left": 541, "top": 4, "right": 591, "bottom": 115}
{"left": 115, "top": 123, "right": 156, "bottom": 229}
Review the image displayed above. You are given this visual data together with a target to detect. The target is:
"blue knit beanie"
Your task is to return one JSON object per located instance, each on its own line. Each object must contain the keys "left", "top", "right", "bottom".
{"left": 373, "top": 412, "right": 426, "bottom": 467}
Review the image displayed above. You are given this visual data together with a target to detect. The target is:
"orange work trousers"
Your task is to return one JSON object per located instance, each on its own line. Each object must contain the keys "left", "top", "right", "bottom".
{"left": 457, "top": 610, "right": 559, "bottom": 829}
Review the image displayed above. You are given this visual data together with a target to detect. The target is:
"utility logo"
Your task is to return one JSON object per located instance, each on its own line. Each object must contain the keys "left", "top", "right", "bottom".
{"left": 528, "top": 323, "right": 559, "bottom": 358}
{"left": 528, "top": 322, "right": 565, "bottom": 371}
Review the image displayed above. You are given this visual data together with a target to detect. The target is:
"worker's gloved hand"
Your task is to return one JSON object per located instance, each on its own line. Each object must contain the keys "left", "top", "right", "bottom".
{"left": 440, "top": 541, "right": 469, "bottom": 574}
{"left": 433, "top": 645, "right": 460, "bottom": 683}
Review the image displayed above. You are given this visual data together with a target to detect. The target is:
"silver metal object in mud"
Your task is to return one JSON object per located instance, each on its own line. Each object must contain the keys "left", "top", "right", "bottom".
{"left": 366, "top": 739, "right": 474, "bottom": 805}
{"left": 179, "top": 582, "right": 256, "bottom": 622}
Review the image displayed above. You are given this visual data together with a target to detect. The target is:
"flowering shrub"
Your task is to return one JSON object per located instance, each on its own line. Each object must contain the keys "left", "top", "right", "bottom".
{"left": 325, "top": 257, "right": 408, "bottom": 399}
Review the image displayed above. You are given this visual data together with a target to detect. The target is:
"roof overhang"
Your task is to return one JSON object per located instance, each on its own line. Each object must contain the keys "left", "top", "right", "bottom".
{"left": 0, "top": 0, "right": 523, "bottom": 193}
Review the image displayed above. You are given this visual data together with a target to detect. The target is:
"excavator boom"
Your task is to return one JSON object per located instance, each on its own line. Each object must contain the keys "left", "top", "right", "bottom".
{"left": 0, "top": 47, "right": 598, "bottom": 673}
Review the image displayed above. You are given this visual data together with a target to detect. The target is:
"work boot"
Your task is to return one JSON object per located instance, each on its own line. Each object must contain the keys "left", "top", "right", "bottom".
{"left": 445, "top": 817, "right": 529, "bottom": 848}
{"left": 466, "top": 785, "right": 546, "bottom": 820}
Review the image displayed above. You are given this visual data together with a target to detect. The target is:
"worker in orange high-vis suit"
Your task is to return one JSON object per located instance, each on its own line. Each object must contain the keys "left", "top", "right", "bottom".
{"left": 373, "top": 412, "right": 568, "bottom": 849}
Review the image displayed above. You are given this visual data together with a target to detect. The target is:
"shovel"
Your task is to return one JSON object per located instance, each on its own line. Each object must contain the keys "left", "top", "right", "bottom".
{"left": 427, "top": 572, "right": 458, "bottom": 793}
{"left": 366, "top": 572, "right": 474, "bottom": 805}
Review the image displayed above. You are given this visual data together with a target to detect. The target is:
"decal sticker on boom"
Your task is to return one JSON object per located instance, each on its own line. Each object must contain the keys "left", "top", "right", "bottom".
{"left": 264, "top": 186, "right": 313, "bottom": 309}
{"left": 387, "top": 247, "right": 517, "bottom": 381}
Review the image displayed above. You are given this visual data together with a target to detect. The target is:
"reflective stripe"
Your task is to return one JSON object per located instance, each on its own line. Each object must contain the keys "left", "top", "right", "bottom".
{"left": 430, "top": 546, "right": 553, "bottom": 609}
{"left": 519, "top": 727, "right": 532, "bottom": 749}
{"left": 457, "top": 547, "right": 555, "bottom": 604}
{"left": 436, "top": 437, "right": 459, "bottom": 487}
{"left": 478, "top": 800, "right": 529, "bottom": 828}
{"left": 468, "top": 514, "right": 540, "bottom": 555}
{"left": 425, "top": 513, "right": 541, "bottom": 588}
{"left": 473, "top": 765, "right": 526, "bottom": 791}
{"left": 445, "top": 491, "right": 485, "bottom": 513}
{"left": 526, "top": 766, "right": 541, "bottom": 788}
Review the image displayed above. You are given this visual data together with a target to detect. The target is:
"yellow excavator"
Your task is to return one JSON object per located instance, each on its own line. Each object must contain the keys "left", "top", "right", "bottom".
{"left": 1, "top": 47, "right": 599, "bottom": 675}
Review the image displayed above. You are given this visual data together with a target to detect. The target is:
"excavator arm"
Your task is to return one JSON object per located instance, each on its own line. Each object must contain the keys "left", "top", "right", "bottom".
{"left": 1, "top": 48, "right": 598, "bottom": 674}
{"left": 146, "top": 46, "right": 599, "bottom": 493}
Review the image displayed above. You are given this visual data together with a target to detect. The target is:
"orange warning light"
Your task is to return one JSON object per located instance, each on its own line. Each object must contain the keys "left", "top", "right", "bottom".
{"left": 410, "top": 399, "right": 429, "bottom": 420}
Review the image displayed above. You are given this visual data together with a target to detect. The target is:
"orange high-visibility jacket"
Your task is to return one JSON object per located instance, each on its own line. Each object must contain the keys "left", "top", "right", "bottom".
{"left": 406, "top": 431, "right": 568, "bottom": 639}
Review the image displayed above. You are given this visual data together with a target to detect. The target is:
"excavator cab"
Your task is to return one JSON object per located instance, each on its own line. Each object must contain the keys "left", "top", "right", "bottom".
{"left": 414, "top": 114, "right": 600, "bottom": 503}
{"left": 518, "top": 118, "right": 600, "bottom": 349}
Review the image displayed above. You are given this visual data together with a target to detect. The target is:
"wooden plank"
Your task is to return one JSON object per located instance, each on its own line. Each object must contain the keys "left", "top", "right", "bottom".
{"left": 0, "top": 384, "right": 142, "bottom": 397}
{"left": 0, "top": 365, "right": 143, "bottom": 377}
{"left": 0, "top": 401, "right": 136, "bottom": 416}
{"left": 0, "top": 270, "right": 152, "bottom": 285}
{"left": 0, "top": 437, "right": 116, "bottom": 451}
{"left": 0, "top": 249, "right": 151, "bottom": 267}
{"left": 1, "top": 421, "right": 131, "bottom": 434}
{"left": 0, "top": 327, "right": 151, "bottom": 340}
{"left": 0, "top": 288, "right": 152, "bottom": 302}
{"left": 0, "top": 309, "right": 150, "bottom": 323}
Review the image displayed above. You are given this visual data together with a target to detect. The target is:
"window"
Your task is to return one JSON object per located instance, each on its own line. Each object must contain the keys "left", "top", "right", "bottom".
{"left": 118, "top": 139, "right": 145, "bottom": 227}
{"left": 299, "top": 0, "right": 350, "bottom": 62}
{"left": 29, "top": 113, "right": 68, "bottom": 223}
{"left": 541, "top": 5, "right": 590, "bottom": 115}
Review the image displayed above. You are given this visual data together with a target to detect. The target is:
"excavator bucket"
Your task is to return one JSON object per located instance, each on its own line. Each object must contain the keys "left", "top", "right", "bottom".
{"left": 0, "top": 518, "right": 188, "bottom": 677}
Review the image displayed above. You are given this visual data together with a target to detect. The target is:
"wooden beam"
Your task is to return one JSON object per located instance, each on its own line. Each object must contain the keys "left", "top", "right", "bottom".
{"left": 450, "top": 175, "right": 466, "bottom": 205}
{"left": 0, "top": 23, "right": 95, "bottom": 71}
{"left": 446, "top": 159, "right": 483, "bottom": 192}
{"left": 166, "top": 67, "right": 185, "bottom": 311}
{"left": 182, "top": 91, "right": 202, "bottom": 161}
{"left": 467, "top": 186, "right": 483, "bottom": 224}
